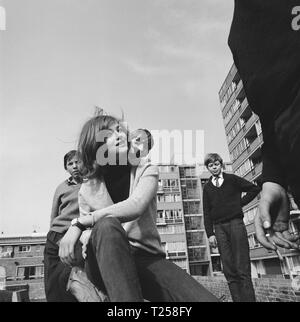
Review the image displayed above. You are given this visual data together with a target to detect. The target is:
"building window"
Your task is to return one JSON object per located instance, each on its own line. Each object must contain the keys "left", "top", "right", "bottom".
{"left": 18, "top": 245, "right": 31, "bottom": 253}
{"left": 188, "top": 247, "right": 207, "bottom": 262}
{"left": 157, "top": 225, "right": 184, "bottom": 235}
{"left": 243, "top": 207, "right": 258, "bottom": 225}
{"left": 17, "top": 265, "right": 44, "bottom": 280}
{"left": 186, "top": 231, "right": 205, "bottom": 246}
{"left": 212, "top": 256, "right": 222, "bottom": 273}
{"left": 183, "top": 201, "right": 200, "bottom": 214}
{"left": 248, "top": 233, "right": 260, "bottom": 249}
{"left": 185, "top": 216, "right": 203, "bottom": 230}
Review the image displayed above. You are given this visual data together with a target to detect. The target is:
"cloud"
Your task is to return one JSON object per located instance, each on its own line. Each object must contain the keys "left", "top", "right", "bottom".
{"left": 125, "top": 59, "right": 171, "bottom": 76}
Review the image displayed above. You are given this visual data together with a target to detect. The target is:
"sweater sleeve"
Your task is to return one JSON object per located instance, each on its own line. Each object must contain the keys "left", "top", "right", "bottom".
{"left": 260, "top": 122, "right": 287, "bottom": 189}
{"left": 234, "top": 175, "right": 261, "bottom": 206}
{"left": 92, "top": 165, "right": 158, "bottom": 223}
{"left": 49, "top": 186, "right": 62, "bottom": 227}
{"left": 203, "top": 186, "right": 214, "bottom": 238}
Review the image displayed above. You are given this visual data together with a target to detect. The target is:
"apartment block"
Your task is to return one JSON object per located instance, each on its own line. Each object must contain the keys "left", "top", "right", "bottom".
{"left": 219, "top": 64, "right": 300, "bottom": 278}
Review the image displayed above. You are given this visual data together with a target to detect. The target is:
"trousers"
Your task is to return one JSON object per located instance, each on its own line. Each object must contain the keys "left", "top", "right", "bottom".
{"left": 215, "top": 218, "right": 256, "bottom": 302}
{"left": 85, "top": 216, "right": 218, "bottom": 302}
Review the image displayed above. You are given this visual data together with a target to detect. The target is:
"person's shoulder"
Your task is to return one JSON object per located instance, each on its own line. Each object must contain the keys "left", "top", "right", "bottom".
{"left": 135, "top": 161, "right": 159, "bottom": 177}
{"left": 80, "top": 177, "right": 101, "bottom": 191}
{"left": 223, "top": 172, "right": 236, "bottom": 180}
{"left": 203, "top": 178, "right": 213, "bottom": 190}
{"left": 54, "top": 179, "right": 69, "bottom": 194}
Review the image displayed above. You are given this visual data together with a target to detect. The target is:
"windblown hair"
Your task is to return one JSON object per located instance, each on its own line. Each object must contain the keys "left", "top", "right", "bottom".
{"left": 204, "top": 153, "right": 224, "bottom": 168}
{"left": 78, "top": 115, "right": 121, "bottom": 178}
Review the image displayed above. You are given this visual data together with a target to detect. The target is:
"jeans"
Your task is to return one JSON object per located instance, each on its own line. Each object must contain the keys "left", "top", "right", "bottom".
{"left": 214, "top": 218, "right": 256, "bottom": 302}
{"left": 44, "top": 230, "right": 84, "bottom": 302}
{"left": 85, "top": 216, "right": 218, "bottom": 302}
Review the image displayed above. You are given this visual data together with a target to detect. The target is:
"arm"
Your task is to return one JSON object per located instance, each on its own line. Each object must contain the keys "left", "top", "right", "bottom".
{"left": 92, "top": 168, "right": 158, "bottom": 223}
{"left": 203, "top": 187, "right": 214, "bottom": 239}
{"left": 49, "top": 186, "right": 61, "bottom": 227}
{"left": 235, "top": 175, "right": 261, "bottom": 206}
{"left": 254, "top": 182, "right": 299, "bottom": 250}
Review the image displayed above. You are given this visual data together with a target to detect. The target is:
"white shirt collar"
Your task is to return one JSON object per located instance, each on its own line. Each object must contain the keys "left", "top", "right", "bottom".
{"left": 213, "top": 172, "right": 223, "bottom": 180}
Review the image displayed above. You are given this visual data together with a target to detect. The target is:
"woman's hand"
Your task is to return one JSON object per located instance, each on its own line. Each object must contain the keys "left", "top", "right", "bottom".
{"left": 59, "top": 226, "right": 82, "bottom": 266}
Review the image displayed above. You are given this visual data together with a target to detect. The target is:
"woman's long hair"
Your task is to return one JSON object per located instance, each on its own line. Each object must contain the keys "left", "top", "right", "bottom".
{"left": 78, "top": 115, "right": 121, "bottom": 178}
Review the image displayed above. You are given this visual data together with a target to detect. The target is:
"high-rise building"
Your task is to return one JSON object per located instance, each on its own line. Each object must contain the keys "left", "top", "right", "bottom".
{"left": 219, "top": 63, "right": 300, "bottom": 278}
{"left": 178, "top": 164, "right": 211, "bottom": 276}
{"left": 156, "top": 164, "right": 190, "bottom": 272}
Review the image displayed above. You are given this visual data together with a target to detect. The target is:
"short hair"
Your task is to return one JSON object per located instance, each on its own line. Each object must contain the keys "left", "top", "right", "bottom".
{"left": 132, "top": 128, "right": 154, "bottom": 150}
{"left": 204, "top": 153, "right": 223, "bottom": 168}
{"left": 63, "top": 150, "right": 79, "bottom": 170}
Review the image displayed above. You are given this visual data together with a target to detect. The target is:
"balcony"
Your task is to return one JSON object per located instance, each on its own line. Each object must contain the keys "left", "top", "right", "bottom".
{"left": 162, "top": 187, "right": 180, "bottom": 193}
{"left": 228, "top": 114, "right": 258, "bottom": 152}
{"left": 232, "top": 134, "right": 263, "bottom": 171}
{"left": 222, "top": 79, "right": 244, "bottom": 116}
{"left": 166, "top": 251, "right": 187, "bottom": 260}
{"left": 243, "top": 162, "right": 263, "bottom": 182}
{"left": 242, "top": 114, "right": 259, "bottom": 137}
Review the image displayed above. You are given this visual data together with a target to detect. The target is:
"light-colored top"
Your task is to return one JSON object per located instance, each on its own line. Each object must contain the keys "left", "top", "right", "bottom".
{"left": 78, "top": 162, "right": 165, "bottom": 256}
{"left": 211, "top": 172, "right": 224, "bottom": 187}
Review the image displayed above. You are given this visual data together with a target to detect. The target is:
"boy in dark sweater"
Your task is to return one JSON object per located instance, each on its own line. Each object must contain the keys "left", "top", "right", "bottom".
{"left": 44, "top": 150, "right": 83, "bottom": 302}
{"left": 203, "top": 153, "right": 260, "bottom": 302}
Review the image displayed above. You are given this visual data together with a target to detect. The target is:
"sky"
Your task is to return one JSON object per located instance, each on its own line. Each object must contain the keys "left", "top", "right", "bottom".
{"left": 0, "top": 0, "right": 234, "bottom": 234}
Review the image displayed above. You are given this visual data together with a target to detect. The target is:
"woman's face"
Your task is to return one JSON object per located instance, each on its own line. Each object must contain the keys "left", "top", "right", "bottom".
{"left": 105, "top": 122, "right": 129, "bottom": 164}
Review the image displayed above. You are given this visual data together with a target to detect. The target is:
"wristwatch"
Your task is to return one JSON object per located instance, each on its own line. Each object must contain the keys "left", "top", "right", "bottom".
{"left": 70, "top": 218, "right": 86, "bottom": 231}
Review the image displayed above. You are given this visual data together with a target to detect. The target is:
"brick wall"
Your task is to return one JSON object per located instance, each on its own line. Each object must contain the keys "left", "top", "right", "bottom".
{"left": 4, "top": 275, "right": 300, "bottom": 302}
{"left": 194, "top": 276, "right": 300, "bottom": 302}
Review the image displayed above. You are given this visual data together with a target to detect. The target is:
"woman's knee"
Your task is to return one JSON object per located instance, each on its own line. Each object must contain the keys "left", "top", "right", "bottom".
{"left": 92, "top": 216, "right": 123, "bottom": 236}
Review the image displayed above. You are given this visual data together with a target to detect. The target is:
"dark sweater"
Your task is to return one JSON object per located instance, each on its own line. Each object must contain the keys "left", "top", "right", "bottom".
{"left": 228, "top": 0, "right": 300, "bottom": 188}
{"left": 203, "top": 173, "right": 261, "bottom": 238}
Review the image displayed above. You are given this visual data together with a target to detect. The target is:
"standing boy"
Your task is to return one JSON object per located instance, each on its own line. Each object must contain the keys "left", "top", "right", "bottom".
{"left": 44, "top": 150, "right": 83, "bottom": 302}
{"left": 203, "top": 153, "right": 260, "bottom": 302}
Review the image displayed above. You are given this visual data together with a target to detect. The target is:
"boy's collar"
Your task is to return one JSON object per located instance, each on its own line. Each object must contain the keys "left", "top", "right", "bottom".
{"left": 211, "top": 171, "right": 224, "bottom": 179}
{"left": 67, "top": 176, "right": 81, "bottom": 185}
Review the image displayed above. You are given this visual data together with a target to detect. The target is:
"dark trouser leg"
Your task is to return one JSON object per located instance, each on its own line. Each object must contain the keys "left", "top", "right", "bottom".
{"left": 215, "top": 223, "right": 240, "bottom": 302}
{"left": 230, "top": 218, "right": 256, "bottom": 302}
{"left": 44, "top": 231, "right": 77, "bottom": 302}
{"left": 133, "top": 249, "right": 218, "bottom": 302}
{"left": 86, "top": 217, "right": 144, "bottom": 302}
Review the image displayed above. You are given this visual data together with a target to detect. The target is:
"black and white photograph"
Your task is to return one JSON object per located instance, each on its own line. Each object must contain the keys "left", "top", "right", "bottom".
{"left": 0, "top": 0, "right": 300, "bottom": 308}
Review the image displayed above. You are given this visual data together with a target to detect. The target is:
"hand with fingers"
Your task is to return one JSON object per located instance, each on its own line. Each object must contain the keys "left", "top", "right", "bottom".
{"left": 208, "top": 235, "right": 218, "bottom": 248}
{"left": 59, "top": 226, "right": 82, "bottom": 266}
{"left": 254, "top": 182, "right": 300, "bottom": 251}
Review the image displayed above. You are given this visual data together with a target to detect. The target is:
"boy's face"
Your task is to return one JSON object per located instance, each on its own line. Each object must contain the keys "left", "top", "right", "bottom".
{"left": 207, "top": 160, "right": 222, "bottom": 177}
{"left": 105, "top": 122, "right": 129, "bottom": 164}
{"left": 66, "top": 156, "right": 81, "bottom": 178}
